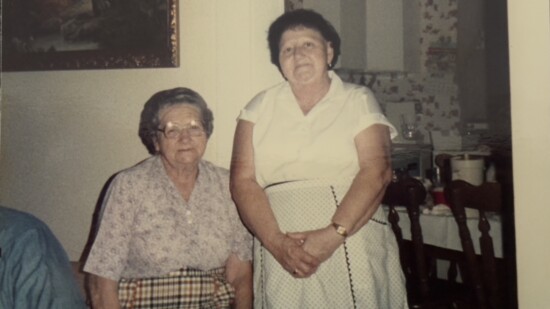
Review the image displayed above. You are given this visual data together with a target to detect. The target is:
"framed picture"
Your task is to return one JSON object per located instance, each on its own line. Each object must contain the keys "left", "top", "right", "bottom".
{"left": 2, "top": 0, "right": 179, "bottom": 71}
{"left": 284, "top": 0, "right": 303, "bottom": 12}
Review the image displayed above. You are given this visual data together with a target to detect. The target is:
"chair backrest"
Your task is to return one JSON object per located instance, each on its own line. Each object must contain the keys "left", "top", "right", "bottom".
{"left": 434, "top": 153, "right": 454, "bottom": 186}
{"left": 383, "top": 176, "right": 430, "bottom": 298}
{"left": 444, "top": 180, "right": 502, "bottom": 309}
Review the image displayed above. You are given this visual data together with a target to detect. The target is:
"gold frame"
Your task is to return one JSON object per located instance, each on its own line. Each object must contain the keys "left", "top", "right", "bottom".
{"left": 284, "top": 0, "right": 304, "bottom": 11}
{"left": 2, "top": 0, "right": 179, "bottom": 71}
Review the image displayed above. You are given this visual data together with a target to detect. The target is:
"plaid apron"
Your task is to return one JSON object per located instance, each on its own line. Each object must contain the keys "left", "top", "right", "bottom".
{"left": 118, "top": 267, "right": 234, "bottom": 309}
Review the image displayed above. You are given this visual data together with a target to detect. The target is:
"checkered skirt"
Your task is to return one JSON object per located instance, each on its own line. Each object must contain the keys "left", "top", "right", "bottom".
{"left": 118, "top": 267, "right": 234, "bottom": 309}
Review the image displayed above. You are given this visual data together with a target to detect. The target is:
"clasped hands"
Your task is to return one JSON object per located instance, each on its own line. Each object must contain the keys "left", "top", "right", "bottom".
{"left": 271, "top": 225, "right": 345, "bottom": 278}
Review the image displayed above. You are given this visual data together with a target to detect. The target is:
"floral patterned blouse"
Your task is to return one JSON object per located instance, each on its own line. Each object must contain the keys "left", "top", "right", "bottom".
{"left": 84, "top": 156, "right": 252, "bottom": 280}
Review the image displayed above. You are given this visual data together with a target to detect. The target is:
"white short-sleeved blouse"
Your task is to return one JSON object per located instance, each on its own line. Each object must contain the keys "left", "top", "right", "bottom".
{"left": 238, "top": 72, "right": 397, "bottom": 188}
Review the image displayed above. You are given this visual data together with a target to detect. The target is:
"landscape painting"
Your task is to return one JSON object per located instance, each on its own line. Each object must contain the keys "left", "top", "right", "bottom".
{"left": 2, "top": 0, "right": 179, "bottom": 71}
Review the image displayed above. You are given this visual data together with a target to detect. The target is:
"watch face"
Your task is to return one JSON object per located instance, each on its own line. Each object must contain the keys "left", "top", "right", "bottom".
{"left": 333, "top": 223, "right": 347, "bottom": 237}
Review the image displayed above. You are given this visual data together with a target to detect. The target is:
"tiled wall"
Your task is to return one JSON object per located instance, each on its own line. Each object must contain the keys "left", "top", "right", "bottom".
{"left": 287, "top": 0, "right": 461, "bottom": 143}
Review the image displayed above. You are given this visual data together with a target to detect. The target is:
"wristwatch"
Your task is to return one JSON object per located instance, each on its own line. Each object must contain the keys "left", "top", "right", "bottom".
{"left": 332, "top": 222, "right": 348, "bottom": 238}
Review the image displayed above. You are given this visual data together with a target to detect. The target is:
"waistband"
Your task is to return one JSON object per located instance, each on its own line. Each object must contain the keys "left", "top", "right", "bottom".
{"left": 264, "top": 177, "right": 355, "bottom": 193}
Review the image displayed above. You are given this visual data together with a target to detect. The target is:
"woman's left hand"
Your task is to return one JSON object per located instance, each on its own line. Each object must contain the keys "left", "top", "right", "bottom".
{"left": 287, "top": 225, "right": 345, "bottom": 264}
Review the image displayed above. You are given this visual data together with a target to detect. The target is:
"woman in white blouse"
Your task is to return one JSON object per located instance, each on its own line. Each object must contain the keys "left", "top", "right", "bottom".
{"left": 230, "top": 9, "right": 407, "bottom": 308}
{"left": 84, "top": 87, "right": 253, "bottom": 309}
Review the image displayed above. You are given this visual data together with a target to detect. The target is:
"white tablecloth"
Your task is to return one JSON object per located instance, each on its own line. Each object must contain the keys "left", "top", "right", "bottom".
{"left": 383, "top": 205, "right": 503, "bottom": 258}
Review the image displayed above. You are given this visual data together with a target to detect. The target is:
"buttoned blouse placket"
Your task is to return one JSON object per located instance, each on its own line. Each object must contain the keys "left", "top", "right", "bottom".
{"left": 162, "top": 166, "right": 199, "bottom": 226}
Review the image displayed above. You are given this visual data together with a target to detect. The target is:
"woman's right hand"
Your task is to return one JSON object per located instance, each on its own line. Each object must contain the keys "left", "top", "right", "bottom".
{"left": 268, "top": 232, "right": 320, "bottom": 278}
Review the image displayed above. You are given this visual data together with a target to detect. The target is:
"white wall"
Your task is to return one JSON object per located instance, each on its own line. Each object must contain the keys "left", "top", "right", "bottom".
{"left": 0, "top": 0, "right": 283, "bottom": 260}
{"left": 508, "top": 0, "right": 550, "bottom": 307}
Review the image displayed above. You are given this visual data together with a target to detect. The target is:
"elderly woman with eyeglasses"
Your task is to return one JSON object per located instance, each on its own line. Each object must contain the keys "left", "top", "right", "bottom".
{"left": 84, "top": 88, "right": 253, "bottom": 309}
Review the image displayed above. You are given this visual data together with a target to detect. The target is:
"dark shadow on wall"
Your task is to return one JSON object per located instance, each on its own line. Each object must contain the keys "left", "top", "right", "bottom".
{"left": 78, "top": 172, "right": 119, "bottom": 264}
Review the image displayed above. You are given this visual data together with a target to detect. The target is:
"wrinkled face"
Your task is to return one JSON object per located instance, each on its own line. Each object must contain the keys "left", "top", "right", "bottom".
{"left": 154, "top": 104, "right": 207, "bottom": 168}
{"left": 278, "top": 26, "right": 334, "bottom": 86}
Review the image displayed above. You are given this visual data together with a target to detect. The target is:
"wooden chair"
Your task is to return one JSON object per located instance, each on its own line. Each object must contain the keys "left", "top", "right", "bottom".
{"left": 384, "top": 176, "right": 468, "bottom": 308}
{"left": 434, "top": 153, "right": 454, "bottom": 187}
{"left": 444, "top": 180, "right": 504, "bottom": 309}
{"left": 384, "top": 177, "right": 428, "bottom": 302}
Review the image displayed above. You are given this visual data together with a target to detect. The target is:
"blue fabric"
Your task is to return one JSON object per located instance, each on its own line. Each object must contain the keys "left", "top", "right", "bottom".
{"left": 0, "top": 206, "right": 87, "bottom": 309}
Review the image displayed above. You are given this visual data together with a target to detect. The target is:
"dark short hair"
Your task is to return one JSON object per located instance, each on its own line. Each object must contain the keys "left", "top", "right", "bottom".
{"left": 267, "top": 9, "right": 341, "bottom": 70}
{"left": 138, "top": 87, "right": 214, "bottom": 155}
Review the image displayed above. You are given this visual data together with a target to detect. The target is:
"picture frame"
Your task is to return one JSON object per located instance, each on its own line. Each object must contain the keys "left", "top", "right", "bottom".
{"left": 2, "top": 0, "right": 179, "bottom": 72}
{"left": 284, "top": 0, "right": 303, "bottom": 12}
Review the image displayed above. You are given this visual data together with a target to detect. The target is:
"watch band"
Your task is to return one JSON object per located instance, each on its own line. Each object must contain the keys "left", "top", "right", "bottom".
{"left": 332, "top": 222, "right": 348, "bottom": 237}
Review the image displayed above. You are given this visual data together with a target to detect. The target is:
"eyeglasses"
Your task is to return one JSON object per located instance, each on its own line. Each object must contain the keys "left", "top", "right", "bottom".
{"left": 157, "top": 121, "right": 205, "bottom": 139}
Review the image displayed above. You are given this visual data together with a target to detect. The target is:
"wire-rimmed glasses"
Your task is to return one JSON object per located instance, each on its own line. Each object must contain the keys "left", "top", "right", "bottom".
{"left": 157, "top": 121, "right": 205, "bottom": 139}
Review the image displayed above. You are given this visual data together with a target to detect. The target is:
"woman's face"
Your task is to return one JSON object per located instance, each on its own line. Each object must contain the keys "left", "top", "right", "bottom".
{"left": 154, "top": 103, "right": 208, "bottom": 169}
{"left": 278, "top": 26, "right": 334, "bottom": 87}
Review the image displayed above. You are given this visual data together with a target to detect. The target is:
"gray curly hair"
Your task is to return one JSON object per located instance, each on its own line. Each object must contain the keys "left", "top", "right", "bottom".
{"left": 138, "top": 87, "right": 214, "bottom": 155}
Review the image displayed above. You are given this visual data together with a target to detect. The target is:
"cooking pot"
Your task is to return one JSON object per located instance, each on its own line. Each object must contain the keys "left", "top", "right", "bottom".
{"left": 450, "top": 154, "right": 485, "bottom": 185}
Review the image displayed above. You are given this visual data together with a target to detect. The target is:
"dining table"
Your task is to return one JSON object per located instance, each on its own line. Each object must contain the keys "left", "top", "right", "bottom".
{"left": 383, "top": 204, "right": 503, "bottom": 258}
